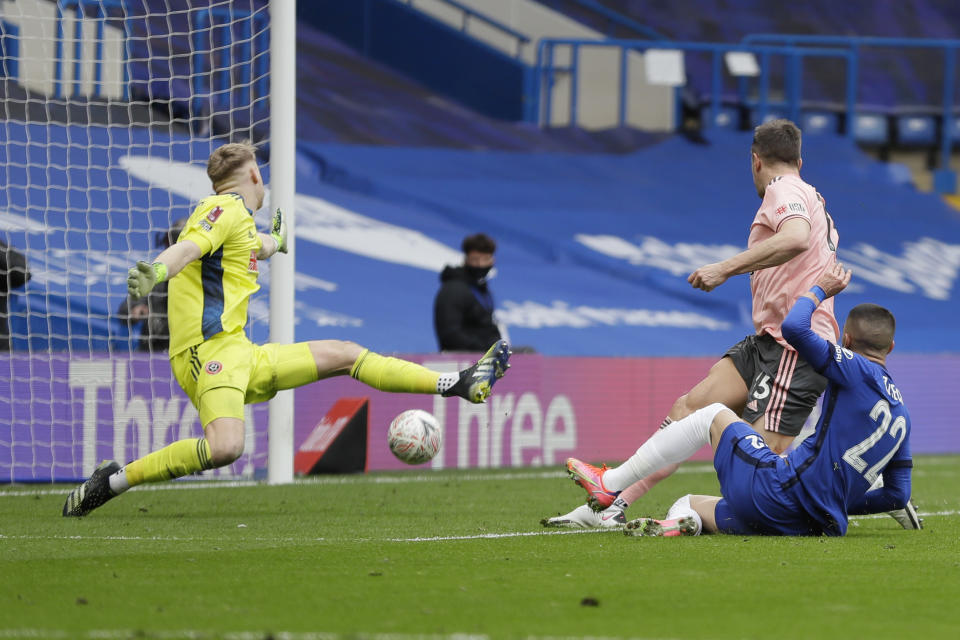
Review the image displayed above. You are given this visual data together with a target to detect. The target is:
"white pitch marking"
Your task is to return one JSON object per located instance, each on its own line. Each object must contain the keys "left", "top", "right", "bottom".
{"left": 4, "top": 456, "right": 957, "bottom": 499}
{"left": 390, "top": 528, "right": 612, "bottom": 542}
{"left": 0, "top": 632, "right": 489, "bottom": 640}
{"left": 0, "top": 466, "right": 717, "bottom": 498}
{"left": 393, "top": 510, "right": 960, "bottom": 542}
{"left": 0, "top": 630, "right": 674, "bottom": 640}
{"left": 0, "top": 529, "right": 604, "bottom": 544}
{"left": 2, "top": 511, "right": 955, "bottom": 545}
{"left": 849, "top": 509, "right": 958, "bottom": 521}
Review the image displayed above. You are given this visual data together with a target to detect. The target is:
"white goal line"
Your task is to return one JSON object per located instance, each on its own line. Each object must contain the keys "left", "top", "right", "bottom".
{"left": 3, "top": 457, "right": 955, "bottom": 500}
{"left": 1, "top": 511, "right": 955, "bottom": 546}
{"left": 0, "top": 465, "right": 718, "bottom": 498}
{"left": 0, "top": 630, "right": 672, "bottom": 640}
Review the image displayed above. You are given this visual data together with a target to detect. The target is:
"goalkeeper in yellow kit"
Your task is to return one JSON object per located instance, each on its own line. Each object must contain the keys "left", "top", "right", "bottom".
{"left": 63, "top": 142, "right": 510, "bottom": 517}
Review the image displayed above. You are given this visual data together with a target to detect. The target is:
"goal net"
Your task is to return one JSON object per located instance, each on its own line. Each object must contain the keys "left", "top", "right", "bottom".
{"left": 0, "top": 0, "right": 273, "bottom": 482}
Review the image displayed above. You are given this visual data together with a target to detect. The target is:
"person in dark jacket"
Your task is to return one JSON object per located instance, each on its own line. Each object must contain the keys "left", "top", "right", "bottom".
{"left": 117, "top": 219, "right": 185, "bottom": 352}
{"left": 434, "top": 233, "right": 502, "bottom": 352}
{"left": 0, "top": 240, "right": 31, "bottom": 350}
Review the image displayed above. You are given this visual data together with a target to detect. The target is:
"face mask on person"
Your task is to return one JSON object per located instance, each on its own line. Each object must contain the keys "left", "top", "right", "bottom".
{"left": 465, "top": 265, "right": 492, "bottom": 283}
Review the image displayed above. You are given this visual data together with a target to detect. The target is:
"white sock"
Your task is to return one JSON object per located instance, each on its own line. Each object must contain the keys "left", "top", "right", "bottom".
{"left": 602, "top": 403, "right": 726, "bottom": 492}
{"left": 108, "top": 467, "right": 131, "bottom": 495}
{"left": 665, "top": 494, "right": 702, "bottom": 535}
{"left": 436, "top": 372, "right": 459, "bottom": 394}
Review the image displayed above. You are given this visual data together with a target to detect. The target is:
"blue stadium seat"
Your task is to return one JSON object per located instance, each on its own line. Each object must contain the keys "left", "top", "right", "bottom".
{"left": 884, "top": 162, "right": 915, "bottom": 187}
{"left": 801, "top": 112, "right": 839, "bottom": 136}
{"left": 950, "top": 114, "right": 960, "bottom": 146}
{"left": 702, "top": 105, "right": 740, "bottom": 129}
{"left": 750, "top": 109, "right": 786, "bottom": 128}
{"left": 895, "top": 115, "right": 937, "bottom": 146}
{"left": 852, "top": 114, "right": 889, "bottom": 145}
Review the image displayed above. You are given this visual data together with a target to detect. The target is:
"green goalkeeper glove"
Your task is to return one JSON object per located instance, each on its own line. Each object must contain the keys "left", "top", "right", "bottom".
{"left": 127, "top": 261, "right": 167, "bottom": 299}
{"left": 270, "top": 207, "right": 287, "bottom": 254}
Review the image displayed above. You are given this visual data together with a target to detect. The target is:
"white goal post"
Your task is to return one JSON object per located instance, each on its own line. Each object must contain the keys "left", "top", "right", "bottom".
{"left": 267, "top": 0, "right": 295, "bottom": 485}
{"left": 0, "top": 0, "right": 296, "bottom": 483}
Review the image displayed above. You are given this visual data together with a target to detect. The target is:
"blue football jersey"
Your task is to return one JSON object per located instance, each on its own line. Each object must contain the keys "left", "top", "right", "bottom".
{"left": 782, "top": 298, "right": 912, "bottom": 536}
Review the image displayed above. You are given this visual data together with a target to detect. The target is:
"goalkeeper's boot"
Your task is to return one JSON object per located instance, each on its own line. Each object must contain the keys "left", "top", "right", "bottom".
{"left": 566, "top": 457, "right": 620, "bottom": 511}
{"left": 624, "top": 517, "right": 698, "bottom": 537}
{"left": 62, "top": 460, "right": 120, "bottom": 517}
{"left": 541, "top": 504, "right": 626, "bottom": 529}
{"left": 887, "top": 498, "right": 923, "bottom": 530}
{"left": 442, "top": 340, "right": 511, "bottom": 404}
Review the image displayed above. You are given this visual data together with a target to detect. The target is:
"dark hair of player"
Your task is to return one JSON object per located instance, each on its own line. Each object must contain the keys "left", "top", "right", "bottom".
{"left": 845, "top": 303, "right": 896, "bottom": 354}
{"left": 207, "top": 141, "right": 259, "bottom": 190}
{"left": 752, "top": 119, "right": 802, "bottom": 166}
{"left": 462, "top": 233, "right": 496, "bottom": 255}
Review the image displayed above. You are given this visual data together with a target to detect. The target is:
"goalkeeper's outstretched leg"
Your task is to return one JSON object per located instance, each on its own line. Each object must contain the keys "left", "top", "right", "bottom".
{"left": 271, "top": 338, "right": 511, "bottom": 404}
{"left": 343, "top": 339, "right": 511, "bottom": 404}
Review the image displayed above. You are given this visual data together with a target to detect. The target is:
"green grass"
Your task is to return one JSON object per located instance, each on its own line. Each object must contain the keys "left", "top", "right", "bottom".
{"left": 2, "top": 456, "right": 959, "bottom": 640}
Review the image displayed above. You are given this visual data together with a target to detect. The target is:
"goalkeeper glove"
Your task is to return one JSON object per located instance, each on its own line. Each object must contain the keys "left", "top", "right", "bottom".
{"left": 127, "top": 261, "right": 167, "bottom": 299}
{"left": 270, "top": 207, "right": 288, "bottom": 254}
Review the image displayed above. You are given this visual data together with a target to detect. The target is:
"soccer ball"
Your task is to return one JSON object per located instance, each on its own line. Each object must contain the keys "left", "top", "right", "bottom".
{"left": 387, "top": 409, "right": 443, "bottom": 465}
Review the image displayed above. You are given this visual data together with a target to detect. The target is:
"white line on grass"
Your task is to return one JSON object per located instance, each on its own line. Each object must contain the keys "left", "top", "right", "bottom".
{"left": 393, "top": 510, "right": 960, "bottom": 541}
{"left": 0, "top": 630, "right": 674, "bottom": 640}
{"left": 849, "top": 509, "right": 957, "bottom": 521}
{"left": 4, "top": 455, "right": 958, "bottom": 499}
{"left": 1, "top": 510, "right": 956, "bottom": 545}
{"left": 391, "top": 528, "right": 611, "bottom": 542}
{"left": 0, "top": 466, "right": 717, "bottom": 498}
{"left": 0, "top": 631, "right": 466, "bottom": 640}
{"left": 0, "top": 528, "right": 604, "bottom": 544}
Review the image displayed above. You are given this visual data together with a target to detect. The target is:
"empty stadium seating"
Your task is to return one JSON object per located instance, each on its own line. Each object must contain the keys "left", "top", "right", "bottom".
{"left": 7, "top": 121, "right": 957, "bottom": 357}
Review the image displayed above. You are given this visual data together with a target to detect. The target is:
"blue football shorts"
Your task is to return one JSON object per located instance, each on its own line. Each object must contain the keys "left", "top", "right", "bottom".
{"left": 713, "top": 422, "right": 823, "bottom": 536}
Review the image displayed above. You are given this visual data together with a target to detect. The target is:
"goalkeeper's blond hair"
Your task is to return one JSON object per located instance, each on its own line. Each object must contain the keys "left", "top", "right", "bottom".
{"left": 207, "top": 142, "right": 258, "bottom": 191}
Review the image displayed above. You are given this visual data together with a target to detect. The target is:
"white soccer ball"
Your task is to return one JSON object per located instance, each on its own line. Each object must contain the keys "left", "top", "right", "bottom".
{"left": 388, "top": 409, "right": 443, "bottom": 465}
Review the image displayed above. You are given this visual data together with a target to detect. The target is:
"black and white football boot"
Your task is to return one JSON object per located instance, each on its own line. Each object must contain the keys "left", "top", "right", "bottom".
{"left": 62, "top": 460, "right": 120, "bottom": 517}
{"left": 442, "top": 340, "right": 511, "bottom": 404}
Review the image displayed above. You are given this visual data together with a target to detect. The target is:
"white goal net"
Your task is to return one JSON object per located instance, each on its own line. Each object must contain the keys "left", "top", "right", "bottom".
{"left": 0, "top": 0, "right": 274, "bottom": 482}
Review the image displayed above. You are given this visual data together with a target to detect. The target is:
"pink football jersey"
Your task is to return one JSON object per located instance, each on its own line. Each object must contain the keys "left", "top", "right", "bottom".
{"left": 750, "top": 174, "right": 840, "bottom": 346}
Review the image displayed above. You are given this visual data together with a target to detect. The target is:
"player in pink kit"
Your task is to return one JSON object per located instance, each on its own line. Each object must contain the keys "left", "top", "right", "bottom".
{"left": 546, "top": 119, "right": 921, "bottom": 530}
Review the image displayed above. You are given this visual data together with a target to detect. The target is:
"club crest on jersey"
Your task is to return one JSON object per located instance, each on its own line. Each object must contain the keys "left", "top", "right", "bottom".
{"left": 248, "top": 250, "right": 259, "bottom": 273}
{"left": 205, "top": 361, "right": 223, "bottom": 375}
{"left": 206, "top": 206, "right": 224, "bottom": 223}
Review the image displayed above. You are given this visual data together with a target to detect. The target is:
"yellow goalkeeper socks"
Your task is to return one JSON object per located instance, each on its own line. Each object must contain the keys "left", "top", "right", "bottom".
{"left": 350, "top": 349, "right": 441, "bottom": 394}
{"left": 123, "top": 438, "right": 214, "bottom": 487}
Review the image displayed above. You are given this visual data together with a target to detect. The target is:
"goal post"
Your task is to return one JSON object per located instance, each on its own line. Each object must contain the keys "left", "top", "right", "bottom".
{"left": 0, "top": 0, "right": 295, "bottom": 483}
{"left": 267, "top": 0, "right": 296, "bottom": 485}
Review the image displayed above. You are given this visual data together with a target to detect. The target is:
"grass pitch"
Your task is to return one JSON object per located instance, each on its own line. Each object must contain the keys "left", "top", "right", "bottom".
{"left": 1, "top": 456, "right": 958, "bottom": 640}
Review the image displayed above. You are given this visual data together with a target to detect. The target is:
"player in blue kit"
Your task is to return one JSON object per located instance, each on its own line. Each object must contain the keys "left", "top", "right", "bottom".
{"left": 566, "top": 262, "right": 913, "bottom": 536}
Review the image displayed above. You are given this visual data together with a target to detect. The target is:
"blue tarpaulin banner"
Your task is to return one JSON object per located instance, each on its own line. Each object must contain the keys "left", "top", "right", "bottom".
{"left": 1, "top": 124, "right": 957, "bottom": 357}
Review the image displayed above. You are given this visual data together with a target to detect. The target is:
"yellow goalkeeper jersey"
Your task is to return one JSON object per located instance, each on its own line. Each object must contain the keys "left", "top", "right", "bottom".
{"left": 167, "top": 193, "right": 262, "bottom": 356}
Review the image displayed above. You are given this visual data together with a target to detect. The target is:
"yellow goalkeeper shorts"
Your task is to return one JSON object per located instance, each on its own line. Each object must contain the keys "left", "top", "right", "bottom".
{"left": 170, "top": 330, "right": 319, "bottom": 426}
